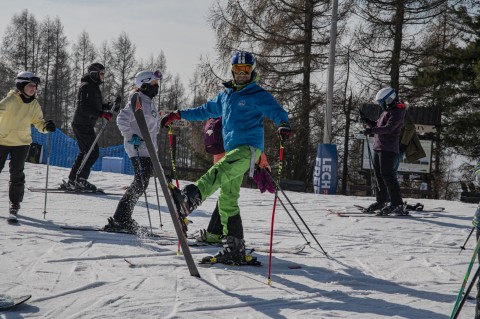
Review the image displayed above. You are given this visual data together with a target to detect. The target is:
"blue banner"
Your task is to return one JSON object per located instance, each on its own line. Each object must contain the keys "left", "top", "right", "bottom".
{"left": 313, "top": 144, "right": 338, "bottom": 194}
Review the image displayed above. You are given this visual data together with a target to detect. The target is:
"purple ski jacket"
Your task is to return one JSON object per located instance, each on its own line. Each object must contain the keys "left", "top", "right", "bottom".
{"left": 367, "top": 102, "right": 406, "bottom": 154}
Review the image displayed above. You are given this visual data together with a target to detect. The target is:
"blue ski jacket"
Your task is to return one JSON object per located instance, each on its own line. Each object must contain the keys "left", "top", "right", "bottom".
{"left": 180, "top": 82, "right": 289, "bottom": 152}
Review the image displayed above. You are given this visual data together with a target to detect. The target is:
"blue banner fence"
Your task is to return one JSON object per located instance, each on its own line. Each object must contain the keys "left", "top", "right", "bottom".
{"left": 32, "top": 127, "right": 134, "bottom": 175}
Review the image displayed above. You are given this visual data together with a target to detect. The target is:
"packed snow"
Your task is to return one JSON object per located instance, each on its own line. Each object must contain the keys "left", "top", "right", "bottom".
{"left": 1, "top": 161, "right": 479, "bottom": 318}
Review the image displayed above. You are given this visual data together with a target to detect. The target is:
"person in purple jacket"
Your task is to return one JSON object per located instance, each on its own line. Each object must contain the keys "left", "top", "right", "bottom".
{"left": 362, "top": 87, "right": 406, "bottom": 216}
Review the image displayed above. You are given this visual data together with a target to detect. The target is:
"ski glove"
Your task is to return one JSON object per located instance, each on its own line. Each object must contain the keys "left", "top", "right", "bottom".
{"left": 362, "top": 128, "right": 373, "bottom": 135}
{"left": 161, "top": 111, "right": 181, "bottom": 128}
{"left": 43, "top": 119, "right": 56, "bottom": 132}
{"left": 472, "top": 204, "right": 480, "bottom": 228}
{"left": 128, "top": 134, "right": 143, "bottom": 148}
{"left": 110, "top": 96, "right": 122, "bottom": 112}
{"left": 101, "top": 111, "right": 113, "bottom": 121}
{"left": 277, "top": 122, "right": 292, "bottom": 141}
{"left": 253, "top": 168, "right": 276, "bottom": 194}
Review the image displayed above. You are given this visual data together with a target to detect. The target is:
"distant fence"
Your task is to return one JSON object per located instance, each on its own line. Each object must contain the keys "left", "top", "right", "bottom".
{"left": 31, "top": 127, "right": 134, "bottom": 175}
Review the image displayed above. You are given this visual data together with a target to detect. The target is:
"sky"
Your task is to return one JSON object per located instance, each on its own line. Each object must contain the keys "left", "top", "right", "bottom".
{"left": 0, "top": 0, "right": 219, "bottom": 92}
{"left": 1, "top": 161, "right": 479, "bottom": 318}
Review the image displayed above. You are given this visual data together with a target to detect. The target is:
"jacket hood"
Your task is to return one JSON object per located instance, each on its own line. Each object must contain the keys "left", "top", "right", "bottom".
{"left": 81, "top": 74, "right": 101, "bottom": 85}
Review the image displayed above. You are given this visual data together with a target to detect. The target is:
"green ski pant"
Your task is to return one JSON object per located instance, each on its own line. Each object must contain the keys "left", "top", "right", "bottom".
{"left": 195, "top": 146, "right": 261, "bottom": 237}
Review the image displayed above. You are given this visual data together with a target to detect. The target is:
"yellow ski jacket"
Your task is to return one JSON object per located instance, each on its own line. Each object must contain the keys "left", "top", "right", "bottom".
{"left": 0, "top": 90, "right": 48, "bottom": 146}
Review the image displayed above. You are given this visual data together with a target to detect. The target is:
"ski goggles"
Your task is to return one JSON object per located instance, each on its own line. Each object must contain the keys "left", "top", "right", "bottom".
{"left": 18, "top": 76, "right": 41, "bottom": 84}
{"left": 232, "top": 64, "right": 253, "bottom": 75}
{"left": 153, "top": 70, "right": 163, "bottom": 80}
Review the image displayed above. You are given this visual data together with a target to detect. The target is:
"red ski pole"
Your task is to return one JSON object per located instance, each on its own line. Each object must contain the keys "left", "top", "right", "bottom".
{"left": 267, "top": 140, "right": 284, "bottom": 285}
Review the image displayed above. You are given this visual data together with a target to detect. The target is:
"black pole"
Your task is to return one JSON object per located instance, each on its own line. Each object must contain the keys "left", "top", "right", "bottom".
{"left": 459, "top": 227, "right": 475, "bottom": 255}
{"left": 265, "top": 170, "right": 330, "bottom": 258}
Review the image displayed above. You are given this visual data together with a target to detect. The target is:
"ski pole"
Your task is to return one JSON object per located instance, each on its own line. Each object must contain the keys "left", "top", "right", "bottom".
{"left": 168, "top": 125, "right": 182, "bottom": 254}
{"left": 75, "top": 98, "right": 120, "bottom": 181}
{"left": 267, "top": 140, "right": 284, "bottom": 286}
{"left": 264, "top": 178, "right": 312, "bottom": 247}
{"left": 364, "top": 130, "right": 379, "bottom": 195}
{"left": 153, "top": 176, "right": 163, "bottom": 229}
{"left": 135, "top": 146, "right": 153, "bottom": 235}
{"left": 459, "top": 227, "right": 475, "bottom": 255}
{"left": 265, "top": 169, "right": 329, "bottom": 258}
{"left": 43, "top": 132, "right": 53, "bottom": 219}
{"left": 450, "top": 235, "right": 480, "bottom": 318}
{"left": 452, "top": 266, "right": 480, "bottom": 319}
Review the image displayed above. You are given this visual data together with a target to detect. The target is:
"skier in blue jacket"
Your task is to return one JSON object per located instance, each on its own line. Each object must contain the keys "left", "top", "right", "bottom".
{"left": 161, "top": 51, "right": 291, "bottom": 264}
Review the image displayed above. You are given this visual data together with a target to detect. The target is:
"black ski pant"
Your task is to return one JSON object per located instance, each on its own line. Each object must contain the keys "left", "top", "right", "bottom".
{"left": 69, "top": 124, "right": 99, "bottom": 181}
{"left": 207, "top": 201, "right": 244, "bottom": 239}
{"left": 0, "top": 145, "right": 30, "bottom": 205}
{"left": 113, "top": 157, "right": 153, "bottom": 223}
{"left": 373, "top": 150, "right": 403, "bottom": 206}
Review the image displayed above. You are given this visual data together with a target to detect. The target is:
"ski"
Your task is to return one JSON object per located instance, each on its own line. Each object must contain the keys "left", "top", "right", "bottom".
{"left": 27, "top": 187, "right": 122, "bottom": 196}
{"left": 250, "top": 243, "right": 306, "bottom": 254}
{"left": 353, "top": 204, "right": 445, "bottom": 213}
{"left": 337, "top": 213, "right": 436, "bottom": 218}
{"left": 59, "top": 225, "right": 164, "bottom": 238}
{"left": 154, "top": 240, "right": 306, "bottom": 254}
{"left": 327, "top": 210, "right": 437, "bottom": 218}
{"left": 199, "top": 253, "right": 262, "bottom": 267}
{"left": 131, "top": 92, "right": 200, "bottom": 277}
{"left": 0, "top": 294, "right": 32, "bottom": 310}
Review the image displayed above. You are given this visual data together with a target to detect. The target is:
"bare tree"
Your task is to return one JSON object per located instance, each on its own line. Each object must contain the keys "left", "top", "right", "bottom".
{"left": 209, "top": 0, "right": 352, "bottom": 181}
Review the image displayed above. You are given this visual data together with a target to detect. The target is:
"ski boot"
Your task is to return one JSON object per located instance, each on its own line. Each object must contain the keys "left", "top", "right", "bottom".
{"left": 169, "top": 184, "right": 201, "bottom": 233}
{"left": 7, "top": 203, "right": 20, "bottom": 224}
{"left": 104, "top": 217, "right": 140, "bottom": 234}
{"left": 75, "top": 178, "right": 98, "bottom": 192}
{"left": 377, "top": 204, "right": 409, "bottom": 216}
{"left": 363, "top": 201, "right": 386, "bottom": 214}
{"left": 200, "top": 236, "right": 260, "bottom": 266}
{"left": 60, "top": 179, "right": 76, "bottom": 191}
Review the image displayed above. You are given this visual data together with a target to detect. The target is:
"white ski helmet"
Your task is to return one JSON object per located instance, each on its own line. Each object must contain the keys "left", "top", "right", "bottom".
{"left": 16, "top": 71, "right": 40, "bottom": 85}
{"left": 134, "top": 70, "right": 162, "bottom": 88}
{"left": 375, "top": 87, "right": 396, "bottom": 107}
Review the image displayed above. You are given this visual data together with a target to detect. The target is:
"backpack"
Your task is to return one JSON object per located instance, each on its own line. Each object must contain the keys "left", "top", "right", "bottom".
{"left": 204, "top": 117, "right": 225, "bottom": 155}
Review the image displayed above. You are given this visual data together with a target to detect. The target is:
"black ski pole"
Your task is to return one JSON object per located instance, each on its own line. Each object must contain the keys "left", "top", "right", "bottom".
{"left": 265, "top": 169, "right": 330, "bottom": 258}
{"left": 153, "top": 176, "right": 163, "bottom": 229}
{"left": 452, "top": 266, "right": 480, "bottom": 319}
{"left": 43, "top": 132, "right": 53, "bottom": 219}
{"left": 135, "top": 146, "right": 153, "bottom": 235}
{"left": 261, "top": 171, "right": 310, "bottom": 245}
{"left": 459, "top": 227, "right": 475, "bottom": 255}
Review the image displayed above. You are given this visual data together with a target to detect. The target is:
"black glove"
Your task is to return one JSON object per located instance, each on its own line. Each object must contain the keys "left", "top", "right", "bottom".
{"left": 277, "top": 122, "right": 292, "bottom": 141}
{"left": 400, "top": 143, "right": 407, "bottom": 153}
{"left": 44, "top": 119, "right": 56, "bottom": 132}
{"left": 161, "top": 111, "right": 181, "bottom": 128}
{"left": 114, "top": 96, "right": 122, "bottom": 112}
{"left": 362, "top": 128, "right": 373, "bottom": 135}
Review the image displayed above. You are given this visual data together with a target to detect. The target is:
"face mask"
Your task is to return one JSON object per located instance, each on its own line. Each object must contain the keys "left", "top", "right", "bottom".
{"left": 141, "top": 83, "right": 159, "bottom": 98}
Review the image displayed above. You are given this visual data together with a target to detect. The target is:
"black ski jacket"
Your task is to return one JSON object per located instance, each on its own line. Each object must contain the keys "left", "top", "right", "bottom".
{"left": 72, "top": 76, "right": 108, "bottom": 126}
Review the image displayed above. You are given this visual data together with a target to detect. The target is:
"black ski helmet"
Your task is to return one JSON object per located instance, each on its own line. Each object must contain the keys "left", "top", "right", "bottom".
{"left": 87, "top": 63, "right": 105, "bottom": 83}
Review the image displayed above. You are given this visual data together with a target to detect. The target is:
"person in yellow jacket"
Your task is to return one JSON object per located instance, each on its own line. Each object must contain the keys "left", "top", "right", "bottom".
{"left": 0, "top": 71, "right": 56, "bottom": 221}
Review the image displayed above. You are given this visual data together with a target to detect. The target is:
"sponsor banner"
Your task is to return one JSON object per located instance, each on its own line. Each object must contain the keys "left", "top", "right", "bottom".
{"left": 313, "top": 144, "right": 338, "bottom": 195}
